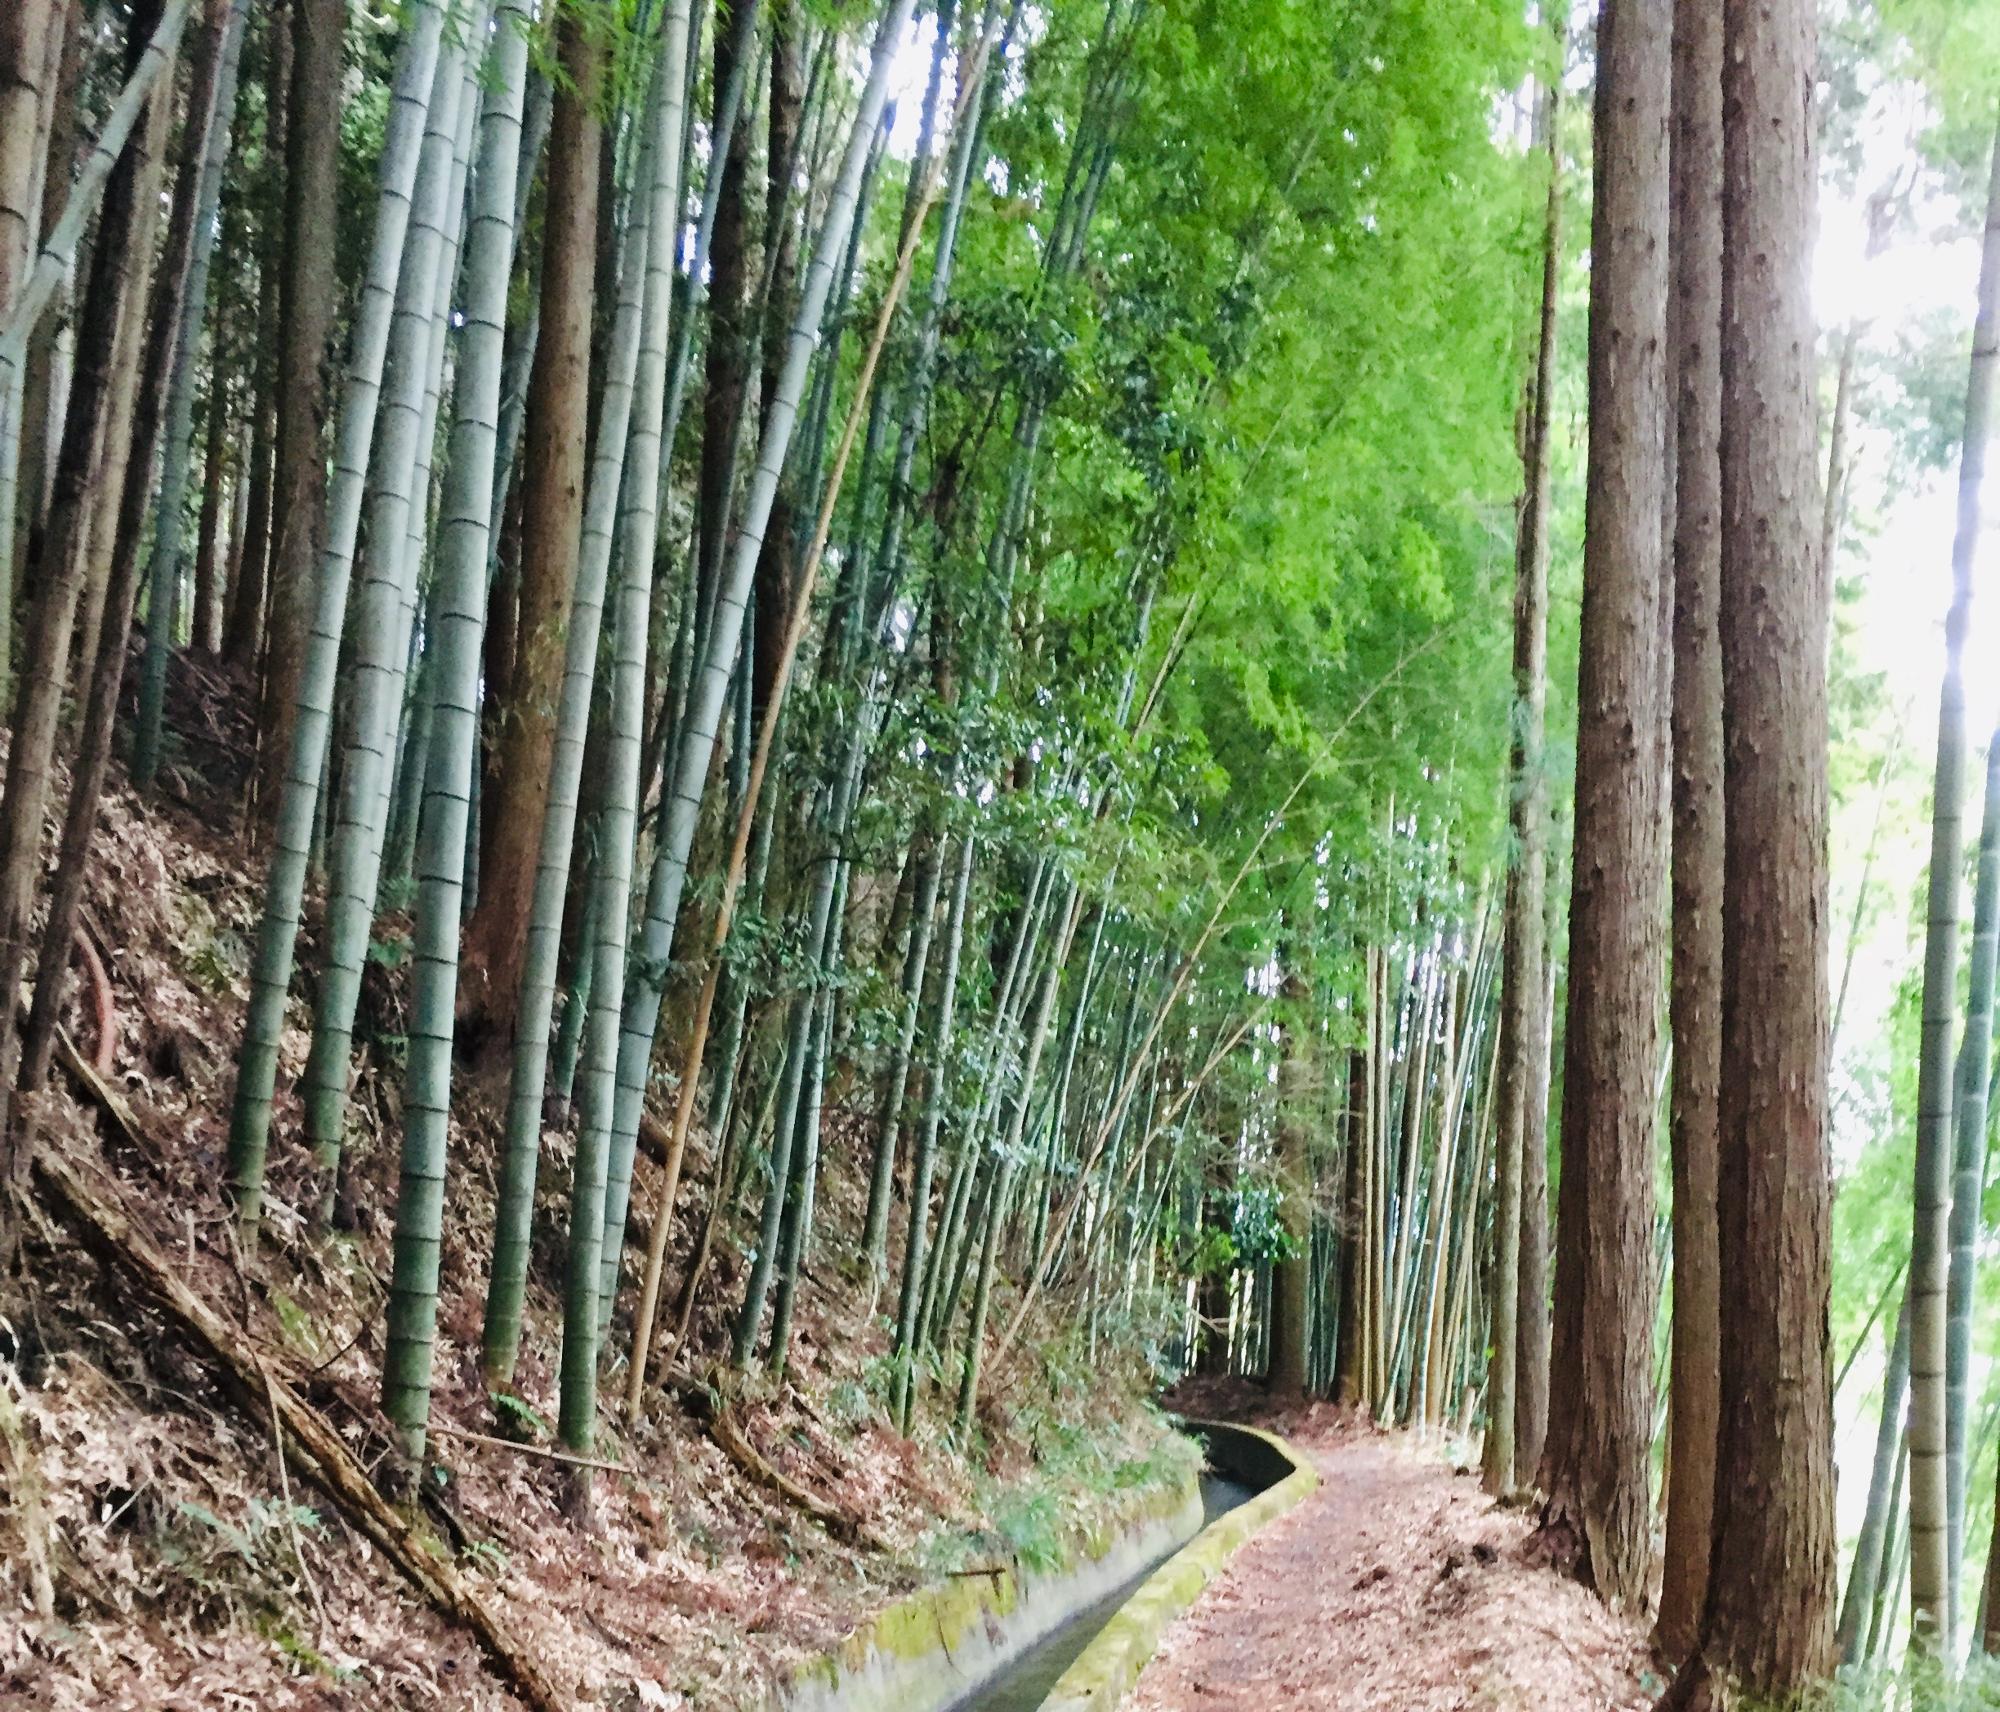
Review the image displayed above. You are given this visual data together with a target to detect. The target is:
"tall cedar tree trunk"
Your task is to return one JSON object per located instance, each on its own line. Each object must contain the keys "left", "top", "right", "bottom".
{"left": 1655, "top": 0, "right": 1723, "bottom": 1662}
{"left": 1536, "top": 0, "right": 1668, "bottom": 1609}
{"left": 253, "top": 0, "right": 342, "bottom": 827}
{"left": 462, "top": 11, "right": 603, "bottom": 1043}
{"left": 1483, "top": 66, "right": 1558, "bottom": 1498}
{"left": 1672, "top": 0, "right": 1839, "bottom": 1696}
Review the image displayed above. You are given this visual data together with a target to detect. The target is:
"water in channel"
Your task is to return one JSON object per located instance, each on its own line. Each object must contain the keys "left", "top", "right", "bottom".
{"left": 948, "top": 1466, "right": 1258, "bottom": 1712}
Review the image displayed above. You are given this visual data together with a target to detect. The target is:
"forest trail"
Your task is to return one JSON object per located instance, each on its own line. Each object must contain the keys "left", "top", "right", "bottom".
{"left": 1131, "top": 1424, "right": 1656, "bottom": 1712}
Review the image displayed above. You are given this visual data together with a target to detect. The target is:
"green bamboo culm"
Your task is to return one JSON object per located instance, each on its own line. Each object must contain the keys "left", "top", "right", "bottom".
{"left": 893, "top": 833, "right": 975, "bottom": 1433}
{"left": 380, "top": 0, "right": 531, "bottom": 1474}
{"left": 0, "top": 0, "right": 197, "bottom": 689}
{"left": 1945, "top": 726, "right": 2000, "bottom": 1626}
{"left": 130, "top": 0, "right": 250, "bottom": 789}
{"left": 225, "top": 0, "right": 448, "bottom": 1242}
{"left": 371, "top": 77, "right": 482, "bottom": 905}
{"left": 598, "top": 0, "right": 923, "bottom": 1286}
{"left": 300, "top": 25, "right": 478, "bottom": 1223}
{"left": 1910, "top": 114, "right": 2000, "bottom": 1652}
{"left": 553, "top": 0, "right": 694, "bottom": 1460}
{"left": 480, "top": 0, "right": 689, "bottom": 1388}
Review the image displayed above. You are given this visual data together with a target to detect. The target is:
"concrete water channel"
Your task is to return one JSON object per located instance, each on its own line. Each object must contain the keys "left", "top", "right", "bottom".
{"left": 950, "top": 1458, "right": 1261, "bottom": 1712}
{"left": 777, "top": 1420, "right": 1314, "bottom": 1712}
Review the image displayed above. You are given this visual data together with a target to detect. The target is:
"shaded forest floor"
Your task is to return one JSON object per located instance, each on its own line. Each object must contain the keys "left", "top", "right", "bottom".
{"left": 1148, "top": 1382, "right": 1657, "bottom": 1712}
{"left": 0, "top": 651, "right": 1192, "bottom": 1710}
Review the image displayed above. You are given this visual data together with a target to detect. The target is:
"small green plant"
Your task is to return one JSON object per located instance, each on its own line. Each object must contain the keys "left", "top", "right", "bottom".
{"left": 990, "top": 1490, "right": 1065, "bottom": 1573}
{"left": 490, "top": 1390, "right": 552, "bottom": 1440}
{"left": 462, "top": 1537, "right": 510, "bottom": 1574}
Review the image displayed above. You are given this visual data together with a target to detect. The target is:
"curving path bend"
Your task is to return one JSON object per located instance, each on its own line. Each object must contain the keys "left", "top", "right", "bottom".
{"left": 1127, "top": 1424, "right": 1656, "bottom": 1712}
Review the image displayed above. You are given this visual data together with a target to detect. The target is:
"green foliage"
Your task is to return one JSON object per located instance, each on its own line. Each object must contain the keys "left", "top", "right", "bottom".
{"left": 159, "top": 1497, "right": 322, "bottom": 1622}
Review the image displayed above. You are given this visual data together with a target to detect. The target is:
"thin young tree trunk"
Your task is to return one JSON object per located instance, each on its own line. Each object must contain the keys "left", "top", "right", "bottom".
{"left": 225, "top": 2, "right": 448, "bottom": 1240}
{"left": 191, "top": 390, "right": 229, "bottom": 654}
{"left": 1483, "top": 66, "right": 1558, "bottom": 1498}
{"left": 131, "top": 0, "right": 249, "bottom": 781}
{"left": 251, "top": 0, "right": 343, "bottom": 826}
{"left": 1655, "top": 0, "right": 1723, "bottom": 1662}
{"left": 1517, "top": 832, "right": 1559, "bottom": 1473}
{"left": 223, "top": 3, "right": 284, "bottom": 673}
{"left": 1840, "top": 1297, "right": 1910, "bottom": 1666}
{"left": 380, "top": 0, "right": 529, "bottom": 1474}
{"left": 1909, "top": 111, "right": 2000, "bottom": 1654}
{"left": 1676, "top": 0, "right": 1838, "bottom": 1695}
{"left": 1535, "top": 0, "right": 1668, "bottom": 1610}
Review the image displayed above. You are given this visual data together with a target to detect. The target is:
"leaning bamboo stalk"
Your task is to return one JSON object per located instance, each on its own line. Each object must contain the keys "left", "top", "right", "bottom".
{"left": 600, "top": 0, "right": 921, "bottom": 1235}
{"left": 0, "top": 0, "right": 195, "bottom": 648}
{"left": 480, "top": 2, "right": 685, "bottom": 1385}
{"left": 226, "top": 2, "right": 448, "bottom": 1240}
{"left": 300, "top": 25, "right": 476, "bottom": 1210}
{"left": 620, "top": 49, "right": 993, "bottom": 1412}
{"left": 381, "top": 0, "right": 530, "bottom": 1471}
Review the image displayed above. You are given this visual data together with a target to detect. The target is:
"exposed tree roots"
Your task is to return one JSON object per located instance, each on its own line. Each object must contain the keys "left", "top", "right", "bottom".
{"left": 70, "top": 927, "right": 116, "bottom": 1075}
{"left": 679, "top": 1374, "right": 887, "bottom": 1553}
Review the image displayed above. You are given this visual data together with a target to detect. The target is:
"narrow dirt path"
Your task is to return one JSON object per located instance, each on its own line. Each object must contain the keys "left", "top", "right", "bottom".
{"left": 1131, "top": 1420, "right": 1657, "bottom": 1711}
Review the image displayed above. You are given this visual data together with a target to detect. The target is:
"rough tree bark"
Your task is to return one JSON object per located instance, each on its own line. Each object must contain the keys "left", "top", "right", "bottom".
{"left": 1655, "top": 0, "right": 1723, "bottom": 1663}
{"left": 1670, "top": 0, "right": 1838, "bottom": 1697}
{"left": 252, "top": 0, "right": 343, "bottom": 827}
{"left": 1482, "top": 62, "right": 1558, "bottom": 1500}
{"left": 462, "top": 6, "right": 603, "bottom": 1045}
{"left": 1535, "top": 0, "right": 1668, "bottom": 1612}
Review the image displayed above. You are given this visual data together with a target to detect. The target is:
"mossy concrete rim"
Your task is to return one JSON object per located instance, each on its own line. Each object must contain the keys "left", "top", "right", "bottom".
{"left": 774, "top": 1462, "right": 1205, "bottom": 1712}
{"left": 1034, "top": 1419, "right": 1319, "bottom": 1712}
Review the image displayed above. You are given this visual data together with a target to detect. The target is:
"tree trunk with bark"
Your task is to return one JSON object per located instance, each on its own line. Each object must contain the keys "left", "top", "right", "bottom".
{"left": 1535, "top": 0, "right": 1668, "bottom": 1612}
{"left": 1655, "top": 0, "right": 1723, "bottom": 1663}
{"left": 1672, "top": 0, "right": 1838, "bottom": 1698}
{"left": 252, "top": 0, "right": 343, "bottom": 827}
{"left": 462, "top": 9, "right": 604, "bottom": 1045}
{"left": 1483, "top": 64, "right": 1558, "bottom": 1500}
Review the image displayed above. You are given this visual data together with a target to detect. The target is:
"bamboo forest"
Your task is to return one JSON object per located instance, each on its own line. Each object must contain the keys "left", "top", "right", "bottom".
{"left": 6, "top": 0, "right": 2000, "bottom": 1706}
